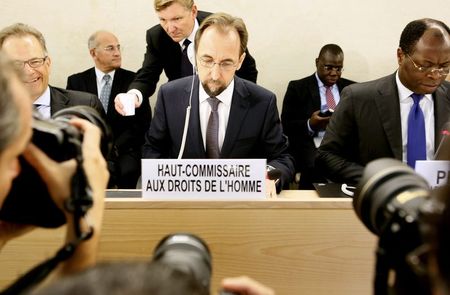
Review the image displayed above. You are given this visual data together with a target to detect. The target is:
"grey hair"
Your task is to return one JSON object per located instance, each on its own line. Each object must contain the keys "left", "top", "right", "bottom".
{"left": 0, "top": 23, "right": 48, "bottom": 54}
{"left": 0, "top": 52, "right": 22, "bottom": 153}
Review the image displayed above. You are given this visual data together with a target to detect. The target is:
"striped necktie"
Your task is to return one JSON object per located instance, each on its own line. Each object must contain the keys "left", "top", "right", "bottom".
{"left": 206, "top": 97, "right": 220, "bottom": 158}
{"left": 325, "top": 86, "right": 336, "bottom": 109}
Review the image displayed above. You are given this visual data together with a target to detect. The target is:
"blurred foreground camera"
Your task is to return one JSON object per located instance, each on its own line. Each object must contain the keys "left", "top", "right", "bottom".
{"left": 354, "top": 158, "right": 436, "bottom": 295}
{"left": 153, "top": 233, "right": 239, "bottom": 295}
{"left": 0, "top": 106, "right": 111, "bottom": 228}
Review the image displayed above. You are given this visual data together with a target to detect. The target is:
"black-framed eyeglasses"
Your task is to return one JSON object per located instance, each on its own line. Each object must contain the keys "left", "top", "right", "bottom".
{"left": 101, "top": 45, "right": 121, "bottom": 52}
{"left": 406, "top": 54, "right": 450, "bottom": 76}
{"left": 198, "top": 57, "right": 238, "bottom": 71}
{"left": 13, "top": 56, "right": 47, "bottom": 69}
{"left": 322, "top": 65, "right": 343, "bottom": 72}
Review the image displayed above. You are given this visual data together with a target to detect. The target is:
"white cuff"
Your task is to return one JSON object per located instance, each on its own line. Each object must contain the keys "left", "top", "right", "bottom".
{"left": 127, "top": 89, "right": 143, "bottom": 106}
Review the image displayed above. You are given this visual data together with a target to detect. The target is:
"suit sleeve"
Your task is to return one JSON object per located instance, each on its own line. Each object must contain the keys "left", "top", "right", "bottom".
{"left": 142, "top": 88, "right": 170, "bottom": 159}
{"left": 66, "top": 76, "right": 74, "bottom": 90}
{"left": 236, "top": 49, "right": 258, "bottom": 83}
{"left": 128, "top": 30, "right": 164, "bottom": 100}
{"left": 87, "top": 93, "right": 107, "bottom": 118}
{"left": 315, "top": 87, "right": 364, "bottom": 184}
{"left": 263, "top": 93, "right": 295, "bottom": 189}
{"left": 281, "top": 81, "right": 313, "bottom": 137}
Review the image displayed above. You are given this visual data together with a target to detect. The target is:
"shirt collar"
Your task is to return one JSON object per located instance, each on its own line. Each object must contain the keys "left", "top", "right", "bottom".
{"left": 199, "top": 78, "right": 235, "bottom": 107}
{"left": 33, "top": 86, "right": 51, "bottom": 106}
{"left": 95, "top": 67, "right": 116, "bottom": 83}
{"left": 395, "top": 71, "right": 432, "bottom": 102}
{"left": 179, "top": 18, "right": 199, "bottom": 49}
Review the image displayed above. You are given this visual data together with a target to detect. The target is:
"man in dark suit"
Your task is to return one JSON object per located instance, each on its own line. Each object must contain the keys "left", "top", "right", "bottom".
{"left": 67, "top": 31, "right": 150, "bottom": 188}
{"left": 281, "top": 44, "right": 355, "bottom": 189}
{"left": 143, "top": 13, "right": 294, "bottom": 190}
{"left": 0, "top": 23, "right": 104, "bottom": 119}
{"left": 114, "top": 0, "right": 258, "bottom": 116}
{"left": 316, "top": 18, "right": 450, "bottom": 185}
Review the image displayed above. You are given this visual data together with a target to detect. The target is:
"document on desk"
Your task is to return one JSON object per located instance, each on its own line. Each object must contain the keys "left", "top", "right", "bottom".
{"left": 141, "top": 159, "right": 266, "bottom": 200}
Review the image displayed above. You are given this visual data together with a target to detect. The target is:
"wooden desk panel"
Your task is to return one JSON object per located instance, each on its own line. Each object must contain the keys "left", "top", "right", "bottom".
{"left": 0, "top": 191, "right": 376, "bottom": 295}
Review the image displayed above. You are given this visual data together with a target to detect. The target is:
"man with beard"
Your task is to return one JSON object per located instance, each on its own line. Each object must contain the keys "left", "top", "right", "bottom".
{"left": 143, "top": 13, "right": 294, "bottom": 190}
{"left": 114, "top": 0, "right": 257, "bottom": 116}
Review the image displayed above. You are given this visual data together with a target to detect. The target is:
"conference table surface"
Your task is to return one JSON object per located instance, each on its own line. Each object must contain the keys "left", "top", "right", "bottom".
{"left": 0, "top": 190, "right": 376, "bottom": 295}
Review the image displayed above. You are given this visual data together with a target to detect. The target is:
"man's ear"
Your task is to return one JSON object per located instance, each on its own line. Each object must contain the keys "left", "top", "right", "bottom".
{"left": 396, "top": 47, "right": 404, "bottom": 66}
{"left": 191, "top": 4, "right": 198, "bottom": 19}
{"left": 236, "top": 52, "right": 246, "bottom": 71}
{"left": 89, "top": 48, "right": 96, "bottom": 59}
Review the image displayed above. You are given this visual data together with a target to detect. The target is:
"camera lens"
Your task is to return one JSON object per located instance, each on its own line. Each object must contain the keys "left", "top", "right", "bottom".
{"left": 52, "top": 105, "right": 112, "bottom": 158}
{"left": 354, "top": 158, "right": 430, "bottom": 235}
{"left": 153, "top": 233, "right": 212, "bottom": 293}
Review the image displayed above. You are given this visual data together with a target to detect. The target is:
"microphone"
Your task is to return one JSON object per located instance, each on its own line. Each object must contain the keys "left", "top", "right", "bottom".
{"left": 187, "top": 42, "right": 196, "bottom": 73}
{"left": 434, "top": 122, "right": 450, "bottom": 160}
{"left": 177, "top": 42, "right": 196, "bottom": 159}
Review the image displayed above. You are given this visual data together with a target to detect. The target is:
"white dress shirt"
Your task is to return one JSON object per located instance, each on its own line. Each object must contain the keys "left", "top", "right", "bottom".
{"left": 396, "top": 72, "right": 435, "bottom": 162}
{"left": 198, "top": 79, "right": 234, "bottom": 151}
{"left": 95, "top": 67, "right": 116, "bottom": 98}
{"left": 309, "top": 72, "right": 341, "bottom": 147}
{"left": 33, "top": 86, "right": 51, "bottom": 119}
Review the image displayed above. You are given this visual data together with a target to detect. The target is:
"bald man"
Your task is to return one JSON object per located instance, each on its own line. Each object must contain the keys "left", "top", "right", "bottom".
{"left": 67, "top": 31, "right": 151, "bottom": 188}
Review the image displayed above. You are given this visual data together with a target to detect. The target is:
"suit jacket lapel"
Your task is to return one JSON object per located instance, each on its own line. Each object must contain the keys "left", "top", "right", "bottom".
{"left": 87, "top": 68, "right": 98, "bottom": 94}
{"left": 433, "top": 82, "right": 450, "bottom": 149}
{"left": 221, "top": 78, "right": 250, "bottom": 157}
{"left": 186, "top": 76, "right": 206, "bottom": 157}
{"left": 374, "top": 74, "right": 403, "bottom": 160}
{"left": 307, "top": 74, "right": 321, "bottom": 111}
{"left": 49, "top": 86, "right": 69, "bottom": 116}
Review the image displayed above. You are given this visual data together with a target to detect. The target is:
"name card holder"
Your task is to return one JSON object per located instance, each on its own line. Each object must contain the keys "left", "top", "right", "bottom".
{"left": 141, "top": 159, "right": 267, "bottom": 200}
{"left": 415, "top": 160, "right": 450, "bottom": 189}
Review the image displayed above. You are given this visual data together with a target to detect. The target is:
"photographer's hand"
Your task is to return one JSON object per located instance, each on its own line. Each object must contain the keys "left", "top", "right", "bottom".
{"left": 23, "top": 118, "right": 108, "bottom": 275}
{"left": 221, "top": 276, "right": 275, "bottom": 295}
{"left": 0, "top": 221, "right": 35, "bottom": 250}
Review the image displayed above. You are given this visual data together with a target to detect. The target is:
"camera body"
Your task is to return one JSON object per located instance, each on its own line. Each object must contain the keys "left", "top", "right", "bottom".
{"left": 0, "top": 106, "right": 110, "bottom": 228}
{"left": 153, "top": 233, "right": 240, "bottom": 295}
{"left": 354, "top": 158, "right": 436, "bottom": 294}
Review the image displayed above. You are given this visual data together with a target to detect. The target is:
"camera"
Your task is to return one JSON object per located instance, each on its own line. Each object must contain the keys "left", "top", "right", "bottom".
{"left": 0, "top": 106, "right": 111, "bottom": 228}
{"left": 153, "top": 233, "right": 239, "bottom": 295}
{"left": 354, "top": 158, "right": 438, "bottom": 295}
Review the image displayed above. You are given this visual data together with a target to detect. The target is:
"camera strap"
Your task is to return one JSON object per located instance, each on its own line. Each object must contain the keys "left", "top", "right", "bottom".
{"left": 1, "top": 152, "right": 95, "bottom": 295}
{"left": 0, "top": 226, "right": 93, "bottom": 295}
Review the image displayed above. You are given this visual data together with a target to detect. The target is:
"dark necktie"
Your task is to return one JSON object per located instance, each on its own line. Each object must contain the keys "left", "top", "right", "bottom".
{"left": 206, "top": 97, "right": 220, "bottom": 158}
{"left": 180, "top": 39, "right": 193, "bottom": 77}
{"left": 100, "top": 74, "right": 112, "bottom": 112}
{"left": 325, "top": 86, "right": 336, "bottom": 109}
{"left": 407, "top": 93, "right": 426, "bottom": 168}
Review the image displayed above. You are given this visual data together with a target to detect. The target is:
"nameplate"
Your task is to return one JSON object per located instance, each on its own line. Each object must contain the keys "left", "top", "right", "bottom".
{"left": 141, "top": 159, "right": 266, "bottom": 200}
{"left": 415, "top": 160, "right": 450, "bottom": 188}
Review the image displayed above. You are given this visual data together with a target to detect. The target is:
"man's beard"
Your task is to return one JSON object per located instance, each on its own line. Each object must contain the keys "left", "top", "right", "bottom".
{"left": 201, "top": 79, "right": 227, "bottom": 97}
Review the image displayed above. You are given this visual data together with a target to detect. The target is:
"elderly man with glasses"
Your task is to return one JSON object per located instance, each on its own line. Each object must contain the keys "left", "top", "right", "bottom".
{"left": 316, "top": 18, "right": 450, "bottom": 185}
{"left": 0, "top": 23, "right": 104, "bottom": 119}
{"left": 66, "top": 31, "right": 149, "bottom": 189}
{"left": 281, "top": 44, "right": 356, "bottom": 189}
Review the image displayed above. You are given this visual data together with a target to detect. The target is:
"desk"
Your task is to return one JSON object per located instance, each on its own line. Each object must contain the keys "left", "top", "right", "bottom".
{"left": 0, "top": 190, "right": 376, "bottom": 295}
